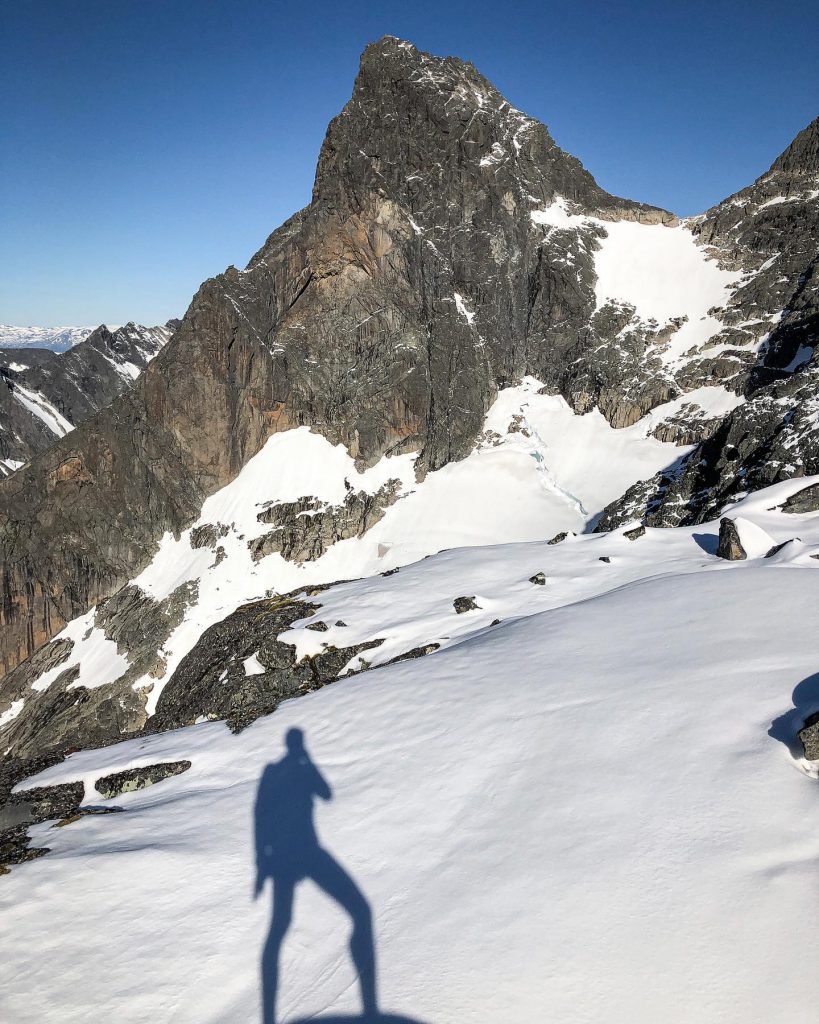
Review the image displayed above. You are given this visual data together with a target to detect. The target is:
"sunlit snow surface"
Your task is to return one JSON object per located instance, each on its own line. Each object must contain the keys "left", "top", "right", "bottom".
{"left": 2, "top": 477, "right": 819, "bottom": 1022}
{"left": 529, "top": 199, "right": 743, "bottom": 367}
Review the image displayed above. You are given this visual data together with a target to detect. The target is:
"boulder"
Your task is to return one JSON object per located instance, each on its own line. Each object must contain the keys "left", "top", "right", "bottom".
{"left": 716, "top": 518, "right": 747, "bottom": 560}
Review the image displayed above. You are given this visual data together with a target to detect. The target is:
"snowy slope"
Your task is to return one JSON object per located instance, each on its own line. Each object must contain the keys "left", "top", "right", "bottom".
{"left": 12, "top": 377, "right": 700, "bottom": 715}
{"left": 529, "top": 197, "right": 759, "bottom": 374}
{"left": 1, "top": 481, "right": 818, "bottom": 1023}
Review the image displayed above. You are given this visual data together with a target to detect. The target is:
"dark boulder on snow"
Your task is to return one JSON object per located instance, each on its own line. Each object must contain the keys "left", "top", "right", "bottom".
{"left": 716, "top": 518, "right": 747, "bottom": 560}
{"left": 453, "top": 596, "right": 480, "bottom": 613}
{"left": 150, "top": 589, "right": 385, "bottom": 734}
{"left": 0, "top": 780, "right": 85, "bottom": 875}
{"left": 528, "top": 572, "right": 547, "bottom": 585}
{"left": 0, "top": 780, "right": 84, "bottom": 832}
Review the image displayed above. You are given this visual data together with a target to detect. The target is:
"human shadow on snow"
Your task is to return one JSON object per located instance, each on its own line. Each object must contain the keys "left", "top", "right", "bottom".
{"left": 254, "top": 727, "right": 427, "bottom": 1024}
{"left": 768, "top": 672, "right": 819, "bottom": 758}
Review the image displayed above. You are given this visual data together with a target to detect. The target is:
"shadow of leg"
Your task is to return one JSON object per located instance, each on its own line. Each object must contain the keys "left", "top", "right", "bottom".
{"left": 262, "top": 879, "right": 295, "bottom": 1024}
{"left": 310, "top": 847, "right": 378, "bottom": 1016}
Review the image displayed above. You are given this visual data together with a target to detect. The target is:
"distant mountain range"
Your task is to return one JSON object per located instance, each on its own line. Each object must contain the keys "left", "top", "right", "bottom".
{"left": 0, "top": 326, "right": 101, "bottom": 352}
{"left": 0, "top": 321, "right": 175, "bottom": 476}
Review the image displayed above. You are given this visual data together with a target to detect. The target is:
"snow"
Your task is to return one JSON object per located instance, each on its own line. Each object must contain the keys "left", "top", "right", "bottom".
{"left": 29, "top": 609, "right": 131, "bottom": 694}
{"left": 2, "top": 489, "right": 819, "bottom": 1022}
{"left": 732, "top": 516, "right": 776, "bottom": 558}
{"left": 592, "top": 221, "right": 741, "bottom": 362}
{"left": 452, "top": 292, "right": 476, "bottom": 325}
{"left": 482, "top": 378, "right": 695, "bottom": 520}
{"left": 0, "top": 698, "right": 24, "bottom": 728}
{"left": 530, "top": 196, "right": 586, "bottom": 231}
{"left": 642, "top": 385, "right": 746, "bottom": 426}
{"left": 3, "top": 361, "right": 30, "bottom": 372}
{"left": 0, "top": 458, "right": 25, "bottom": 477}
{"left": 244, "top": 652, "right": 266, "bottom": 676}
{"left": 528, "top": 200, "right": 744, "bottom": 368}
{"left": 0, "top": 326, "right": 95, "bottom": 351}
{"left": 10, "top": 381, "right": 74, "bottom": 436}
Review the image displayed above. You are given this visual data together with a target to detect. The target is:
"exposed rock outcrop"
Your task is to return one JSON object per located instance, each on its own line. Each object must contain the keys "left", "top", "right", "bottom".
{"left": 94, "top": 761, "right": 191, "bottom": 798}
{"left": 780, "top": 482, "right": 819, "bottom": 514}
{"left": 250, "top": 481, "right": 401, "bottom": 563}
{"left": 150, "top": 592, "right": 384, "bottom": 734}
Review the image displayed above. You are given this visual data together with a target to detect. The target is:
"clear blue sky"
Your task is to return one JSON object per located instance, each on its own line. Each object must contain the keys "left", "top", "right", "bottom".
{"left": 1, "top": 0, "right": 816, "bottom": 326}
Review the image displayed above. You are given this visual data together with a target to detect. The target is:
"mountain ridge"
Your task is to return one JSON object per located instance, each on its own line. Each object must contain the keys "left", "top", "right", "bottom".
{"left": 0, "top": 321, "right": 174, "bottom": 477}
{"left": 0, "top": 34, "right": 816, "bottom": 697}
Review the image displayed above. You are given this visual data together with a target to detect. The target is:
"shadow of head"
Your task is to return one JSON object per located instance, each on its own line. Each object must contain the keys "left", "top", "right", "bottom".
{"left": 768, "top": 672, "right": 819, "bottom": 758}
{"left": 287, "top": 726, "right": 305, "bottom": 753}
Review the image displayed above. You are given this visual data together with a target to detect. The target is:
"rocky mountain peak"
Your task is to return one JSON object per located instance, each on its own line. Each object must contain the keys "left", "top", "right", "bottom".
{"left": 770, "top": 114, "right": 819, "bottom": 177}
{"left": 313, "top": 36, "right": 666, "bottom": 226}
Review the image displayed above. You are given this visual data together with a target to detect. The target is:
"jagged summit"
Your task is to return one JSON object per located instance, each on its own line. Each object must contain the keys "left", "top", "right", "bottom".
{"left": 771, "top": 114, "right": 819, "bottom": 176}
{"left": 313, "top": 35, "right": 672, "bottom": 225}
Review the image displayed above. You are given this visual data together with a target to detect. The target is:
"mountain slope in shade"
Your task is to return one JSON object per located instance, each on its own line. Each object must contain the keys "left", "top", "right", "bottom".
{"left": 0, "top": 322, "right": 174, "bottom": 476}
{"left": 1, "top": 479, "right": 818, "bottom": 1022}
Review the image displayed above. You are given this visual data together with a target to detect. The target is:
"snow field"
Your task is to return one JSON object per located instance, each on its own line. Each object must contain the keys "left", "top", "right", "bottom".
{"left": 2, "top": 561, "right": 819, "bottom": 1022}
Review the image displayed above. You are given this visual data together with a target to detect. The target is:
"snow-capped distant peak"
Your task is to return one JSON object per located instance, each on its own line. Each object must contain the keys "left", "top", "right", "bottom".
{"left": 0, "top": 326, "right": 97, "bottom": 352}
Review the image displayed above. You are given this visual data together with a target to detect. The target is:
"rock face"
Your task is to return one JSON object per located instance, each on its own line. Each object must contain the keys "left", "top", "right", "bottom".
{"left": 598, "top": 118, "right": 819, "bottom": 529}
{"left": 150, "top": 591, "right": 384, "bottom": 734}
{"left": 781, "top": 482, "right": 819, "bottom": 514}
{"left": 0, "top": 321, "right": 173, "bottom": 476}
{"left": 250, "top": 481, "right": 401, "bottom": 562}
